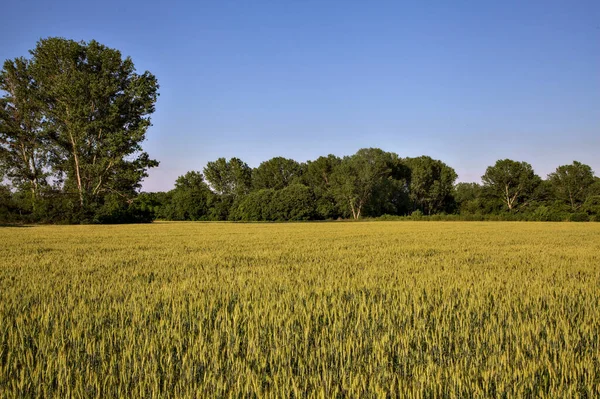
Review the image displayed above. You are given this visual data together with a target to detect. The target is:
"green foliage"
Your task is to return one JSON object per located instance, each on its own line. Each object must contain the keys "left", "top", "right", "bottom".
{"left": 404, "top": 156, "right": 457, "bottom": 215}
{"left": 0, "top": 184, "right": 17, "bottom": 223}
{"left": 203, "top": 157, "right": 252, "bottom": 198}
{"left": 273, "top": 184, "right": 316, "bottom": 221}
{"left": 143, "top": 155, "right": 600, "bottom": 223}
{"left": 549, "top": 161, "right": 596, "bottom": 211}
{"left": 482, "top": 159, "right": 541, "bottom": 212}
{"left": 330, "top": 148, "right": 401, "bottom": 219}
{"left": 93, "top": 193, "right": 154, "bottom": 224}
{"left": 252, "top": 157, "right": 303, "bottom": 190}
{"left": 234, "top": 189, "right": 276, "bottom": 221}
{"left": 582, "top": 195, "right": 600, "bottom": 217}
{"left": 569, "top": 212, "right": 590, "bottom": 222}
{"left": 454, "top": 183, "right": 488, "bottom": 214}
{"left": 410, "top": 209, "right": 424, "bottom": 219}
{"left": 168, "top": 171, "right": 214, "bottom": 221}
{"left": 0, "top": 57, "right": 48, "bottom": 210}
{"left": 302, "top": 155, "right": 342, "bottom": 219}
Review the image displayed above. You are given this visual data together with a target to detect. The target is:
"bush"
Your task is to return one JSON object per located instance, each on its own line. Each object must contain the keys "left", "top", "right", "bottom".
{"left": 569, "top": 213, "right": 589, "bottom": 222}
{"left": 273, "top": 184, "right": 316, "bottom": 221}
{"left": 410, "top": 210, "right": 424, "bottom": 220}
{"left": 233, "top": 189, "right": 276, "bottom": 221}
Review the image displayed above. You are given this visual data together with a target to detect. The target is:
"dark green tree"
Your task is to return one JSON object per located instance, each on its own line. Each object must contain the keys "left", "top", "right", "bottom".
{"left": 203, "top": 157, "right": 252, "bottom": 198}
{"left": 252, "top": 157, "right": 303, "bottom": 190}
{"left": 0, "top": 57, "right": 48, "bottom": 211}
{"left": 548, "top": 161, "right": 596, "bottom": 211}
{"left": 273, "top": 184, "right": 316, "bottom": 221}
{"left": 481, "top": 159, "right": 540, "bottom": 212}
{"left": 302, "top": 155, "right": 341, "bottom": 219}
{"left": 330, "top": 148, "right": 396, "bottom": 219}
{"left": 404, "top": 156, "right": 457, "bottom": 214}
{"left": 233, "top": 189, "right": 276, "bottom": 221}
{"left": 454, "top": 182, "right": 485, "bottom": 214}
{"left": 0, "top": 184, "right": 18, "bottom": 223}
{"left": 169, "top": 171, "right": 213, "bottom": 221}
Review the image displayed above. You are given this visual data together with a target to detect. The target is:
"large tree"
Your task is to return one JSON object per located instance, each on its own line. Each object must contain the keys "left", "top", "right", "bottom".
{"left": 548, "top": 161, "right": 596, "bottom": 211}
{"left": 404, "top": 156, "right": 457, "bottom": 215}
{"left": 302, "top": 155, "right": 341, "bottom": 219}
{"left": 28, "top": 37, "right": 159, "bottom": 213}
{"left": 252, "top": 157, "right": 303, "bottom": 190}
{"left": 481, "top": 159, "right": 540, "bottom": 211}
{"left": 168, "top": 171, "right": 213, "bottom": 221}
{"left": 330, "top": 148, "right": 400, "bottom": 219}
{"left": 203, "top": 157, "right": 252, "bottom": 198}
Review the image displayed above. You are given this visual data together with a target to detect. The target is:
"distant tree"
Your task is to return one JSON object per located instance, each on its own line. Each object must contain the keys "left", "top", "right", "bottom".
{"left": 591, "top": 178, "right": 600, "bottom": 196}
{"left": 454, "top": 182, "right": 484, "bottom": 214}
{"left": 135, "top": 192, "right": 166, "bottom": 220}
{"left": 548, "top": 161, "right": 596, "bottom": 211}
{"left": 203, "top": 157, "right": 252, "bottom": 198}
{"left": 302, "top": 155, "right": 341, "bottom": 219}
{"left": 169, "top": 171, "right": 213, "bottom": 220}
{"left": 273, "top": 184, "right": 316, "bottom": 221}
{"left": 365, "top": 152, "right": 410, "bottom": 217}
{"left": 582, "top": 195, "right": 600, "bottom": 220}
{"left": 0, "top": 57, "right": 48, "bottom": 211}
{"left": 233, "top": 189, "right": 276, "bottom": 221}
{"left": 0, "top": 184, "right": 17, "bottom": 222}
{"left": 252, "top": 157, "right": 303, "bottom": 190}
{"left": 404, "top": 156, "right": 457, "bottom": 214}
{"left": 481, "top": 159, "right": 540, "bottom": 211}
{"left": 330, "top": 148, "right": 395, "bottom": 219}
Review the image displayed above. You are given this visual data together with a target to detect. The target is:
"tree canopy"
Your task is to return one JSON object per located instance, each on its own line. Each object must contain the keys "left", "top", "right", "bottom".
{"left": 481, "top": 159, "right": 540, "bottom": 212}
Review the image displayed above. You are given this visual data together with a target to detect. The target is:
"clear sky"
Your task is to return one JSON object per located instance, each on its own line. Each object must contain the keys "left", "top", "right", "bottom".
{"left": 2, "top": 0, "right": 599, "bottom": 191}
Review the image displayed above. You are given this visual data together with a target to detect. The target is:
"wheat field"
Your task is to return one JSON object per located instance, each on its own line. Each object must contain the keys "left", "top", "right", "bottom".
{"left": 1, "top": 222, "right": 599, "bottom": 398}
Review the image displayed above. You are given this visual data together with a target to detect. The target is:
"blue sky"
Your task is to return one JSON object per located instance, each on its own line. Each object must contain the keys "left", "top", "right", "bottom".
{"left": 2, "top": 0, "right": 599, "bottom": 191}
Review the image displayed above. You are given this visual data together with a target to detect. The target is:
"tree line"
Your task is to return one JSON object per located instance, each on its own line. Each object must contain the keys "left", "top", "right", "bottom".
{"left": 132, "top": 153, "right": 599, "bottom": 223}
{"left": 2, "top": 38, "right": 599, "bottom": 223}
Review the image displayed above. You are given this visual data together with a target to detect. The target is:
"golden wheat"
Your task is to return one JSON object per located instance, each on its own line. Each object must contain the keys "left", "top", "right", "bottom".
{"left": 1, "top": 222, "right": 599, "bottom": 397}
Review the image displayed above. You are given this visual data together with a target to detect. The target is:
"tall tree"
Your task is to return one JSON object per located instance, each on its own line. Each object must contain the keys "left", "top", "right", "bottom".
{"left": 404, "top": 156, "right": 457, "bottom": 215}
{"left": 203, "top": 157, "right": 252, "bottom": 198}
{"left": 454, "top": 183, "right": 484, "bottom": 214}
{"left": 252, "top": 157, "right": 303, "bottom": 190}
{"left": 273, "top": 184, "right": 316, "bottom": 221}
{"left": 0, "top": 57, "right": 48, "bottom": 210}
{"left": 548, "top": 161, "right": 596, "bottom": 211}
{"left": 169, "top": 171, "right": 213, "bottom": 221}
{"left": 302, "top": 155, "right": 341, "bottom": 219}
{"left": 330, "top": 148, "right": 396, "bottom": 219}
{"left": 29, "top": 37, "right": 159, "bottom": 212}
{"left": 481, "top": 159, "right": 540, "bottom": 211}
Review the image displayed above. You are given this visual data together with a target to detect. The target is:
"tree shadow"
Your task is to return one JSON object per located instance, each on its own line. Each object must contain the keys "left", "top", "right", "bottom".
{"left": 0, "top": 224, "right": 33, "bottom": 228}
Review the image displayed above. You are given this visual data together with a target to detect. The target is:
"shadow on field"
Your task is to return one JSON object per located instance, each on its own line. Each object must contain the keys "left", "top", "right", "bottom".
{"left": 0, "top": 224, "right": 33, "bottom": 228}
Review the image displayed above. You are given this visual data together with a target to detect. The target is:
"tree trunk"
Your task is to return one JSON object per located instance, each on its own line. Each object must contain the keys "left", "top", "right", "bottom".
{"left": 349, "top": 199, "right": 357, "bottom": 219}
{"left": 69, "top": 132, "right": 84, "bottom": 207}
{"left": 505, "top": 185, "right": 512, "bottom": 210}
{"left": 568, "top": 188, "right": 576, "bottom": 211}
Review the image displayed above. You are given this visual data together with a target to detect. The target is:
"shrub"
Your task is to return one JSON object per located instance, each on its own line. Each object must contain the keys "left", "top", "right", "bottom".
{"left": 411, "top": 210, "right": 424, "bottom": 220}
{"left": 569, "top": 213, "right": 589, "bottom": 222}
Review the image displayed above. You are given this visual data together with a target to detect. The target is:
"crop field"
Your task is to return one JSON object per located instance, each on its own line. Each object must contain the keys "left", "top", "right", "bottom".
{"left": 1, "top": 222, "right": 599, "bottom": 398}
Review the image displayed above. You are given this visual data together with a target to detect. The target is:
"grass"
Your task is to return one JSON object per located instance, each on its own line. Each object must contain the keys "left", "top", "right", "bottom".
{"left": 1, "top": 221, "right": 599, "bottom": 397}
